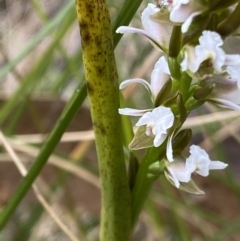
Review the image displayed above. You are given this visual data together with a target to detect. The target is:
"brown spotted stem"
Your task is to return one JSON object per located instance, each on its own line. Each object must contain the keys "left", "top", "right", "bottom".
{"left": 75, "top": 1, "right": 131, "bottom": 241}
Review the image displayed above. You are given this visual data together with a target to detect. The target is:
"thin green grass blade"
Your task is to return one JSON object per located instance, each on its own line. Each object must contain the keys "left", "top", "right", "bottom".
{"left": 207, "top": 217, "right": 240, "bottom": 241}
{"left": 0, "top": 1, "right": 75, "bottom": 81}
{"left": 112, "top": 0, "right": 144, "bottom": 46}
{"left": 0, "top": 7, "right": 76, "bottom": 125}
{"left": 0, "top": 82, "right": 87, "bottom": 229}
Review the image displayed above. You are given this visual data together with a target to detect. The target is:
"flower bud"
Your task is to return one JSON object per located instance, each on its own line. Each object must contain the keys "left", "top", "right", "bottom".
{"left": 155, "top": 79, "right": 172, "bottom": 107}
{"left": 172, "top": 129, "right": 192, "bottom": 153}
{"left": 128, "top": 154, "right": 139, "bottom": 190}
{"left": 193, "top": 84, "right": 214, "bottom": 100}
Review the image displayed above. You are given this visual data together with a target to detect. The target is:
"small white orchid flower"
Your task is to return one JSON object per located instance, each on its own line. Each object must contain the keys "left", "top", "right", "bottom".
{"left": 120, "top": 56, "right": 170, "bottom": 102}
{"left": 165, "top": 145, "right": 227, "bottom": 193}
{"left": 136, "top": 106, "right": 174, "bottom": 147}
{"left": 186, "top": 145, "right": 228, "bottom": 177}
{"left": 167, "top": 0, "right": 207, "bottom": 33}
{"left": 119, "top": 106, "right": 174, "bottom": 147}
{"left": 181, "top": 31, "right": 240, "bottom": 73}
{"left": 116, "top": 3, "right": 173, "bottom": 51}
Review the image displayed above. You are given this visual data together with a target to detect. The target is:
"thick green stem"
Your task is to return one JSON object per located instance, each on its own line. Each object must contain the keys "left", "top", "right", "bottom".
{"left": 75, "top": 1, "right": 131, "bottom": 241}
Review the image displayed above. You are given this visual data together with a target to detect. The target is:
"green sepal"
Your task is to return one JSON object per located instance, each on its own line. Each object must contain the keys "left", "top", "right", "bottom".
{"left": 172, "top": 129, "right": 192, "bottom": 153}
{"left": 193, "top": 84, "right": 214, "bottom": 100}
{"left": 155, "top": 79, "right": 172, "bottom": 107}
{"left": 177, "top": 93, "right": 187, "bottom": 124}
{"left": 128, "top": 153, "right": 139, "bottom": 190}
{"left": 129, "top": 126, "right": 154, "bottom": 150}
{"left": 185, "top": 96, "right": 206, "bottom": 111}
{"left": 162, "top": 91, "right": 179, "bottom": 115}
{"left": 177, "top": 179, "right": 205, "bottom": 195}
{"left": 165, "top": 173, "right": 204, "bottom": 195}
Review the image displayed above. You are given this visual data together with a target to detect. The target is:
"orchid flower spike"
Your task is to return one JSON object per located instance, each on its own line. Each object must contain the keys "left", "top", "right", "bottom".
{"left": 119, "top": 56, "right": 170, "bottom": 102}
{"left": 181, "top": 31, "right": 240, "bottom": 74}
{"left": 116, "top": 3, "right": 173, "bottom": 52}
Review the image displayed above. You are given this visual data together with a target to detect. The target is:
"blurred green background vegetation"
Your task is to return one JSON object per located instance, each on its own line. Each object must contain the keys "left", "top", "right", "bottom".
{"left": 0, "top": 0, "right": 240, "bottom": 240}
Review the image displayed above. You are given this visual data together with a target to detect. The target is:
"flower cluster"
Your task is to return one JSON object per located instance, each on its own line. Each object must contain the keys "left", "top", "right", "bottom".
{"left": 117, "top": 0, "right": 240, "bottom": 193}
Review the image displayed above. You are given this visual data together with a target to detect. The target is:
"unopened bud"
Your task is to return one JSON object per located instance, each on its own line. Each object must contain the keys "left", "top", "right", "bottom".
{"left": 172, "top": 129, "right": 192, "bottom": 153}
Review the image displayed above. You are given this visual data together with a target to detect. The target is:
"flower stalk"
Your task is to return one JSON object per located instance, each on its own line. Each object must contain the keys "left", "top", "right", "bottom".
{"left": 75, "top": 1, "right": 131, "bottom": 241}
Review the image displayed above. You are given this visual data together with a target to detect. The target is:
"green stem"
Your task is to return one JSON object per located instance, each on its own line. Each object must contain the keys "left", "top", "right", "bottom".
{"left": 131, "top": 145, "right": 166, "bottom": 228}
{"left": 0, "top": 82, "right": 87, "bottom": 229}
{"left": 75, "top": 1, "right": 131, "bottom": 241}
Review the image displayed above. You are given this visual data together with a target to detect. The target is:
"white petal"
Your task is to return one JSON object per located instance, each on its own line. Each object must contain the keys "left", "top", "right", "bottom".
{"left": 116, "top": 26, "right": 160, "bottom": 47}
{"left": 118, "top": 108, "right": 150, "bottom": 116}
{"left": 154, "top": 133, "right": 167, "bottom": 147}
{"left": 168, "top": 161, "right": 192, "bottom": 183}
{"left": 169, "top": 0, "right": 206, "bottom": 33}
{"left": 166, "top": 132, "right": 174, "bottom": 162}
{"left": 226, "top": 65, "right": 240, "bottom": 90}
{"left": 181, "top": 46, "right": 200, "bottom": 72}
{"left": 199, "top": 31, "right": 223, "bottom": 47}
{"left": 209, "top": 161, "right": 228, "bottom": 170}
{"left": 135, "top": 111, "right": 155, "bottom": 126}
{"left": 142, "top": 3, "right": 173, "bottom": 50}
{"left": 150, "top": 56, "right": 170, "bottom": 99}
{"left": 181, "top": 11, "right": 201, "bottom": 33}
{"left": 208, "top": 74, "right": 240, "bottom": 104}
{"left": 120, "top": 78, "right": 152, "bottom": 94}
{"left": 225, "top": 55, "right": 240, "bottom": 66}
{"left": 165, "top": 169, "right": 180, "bottom": 188}
{"left": 209, "top": 98, "right": 240, "bottom": 111}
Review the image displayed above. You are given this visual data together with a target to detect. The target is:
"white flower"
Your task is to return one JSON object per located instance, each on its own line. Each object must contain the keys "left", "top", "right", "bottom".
{"left": 167, "top": 0, "right": 207, "bottom": 33}
{"left": 165, "top": 145, "right": 227, "bottom": 191}
{"left": 119, "top": 56, "right": 170, "bottom": 102}
{"left": 120, "top": 106, "right": 174, "bottom": 147}
{"left": 116, "top": 3, "right": 173, "bottom": 51}
{"left": 119, "top": 106, "right": 174, "bottom": 148}
{"left": 186, "top": 145, "right": 228, "bottom": 176}
{"left": 181, "top": 31, "right": 240, "bottom": 73}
